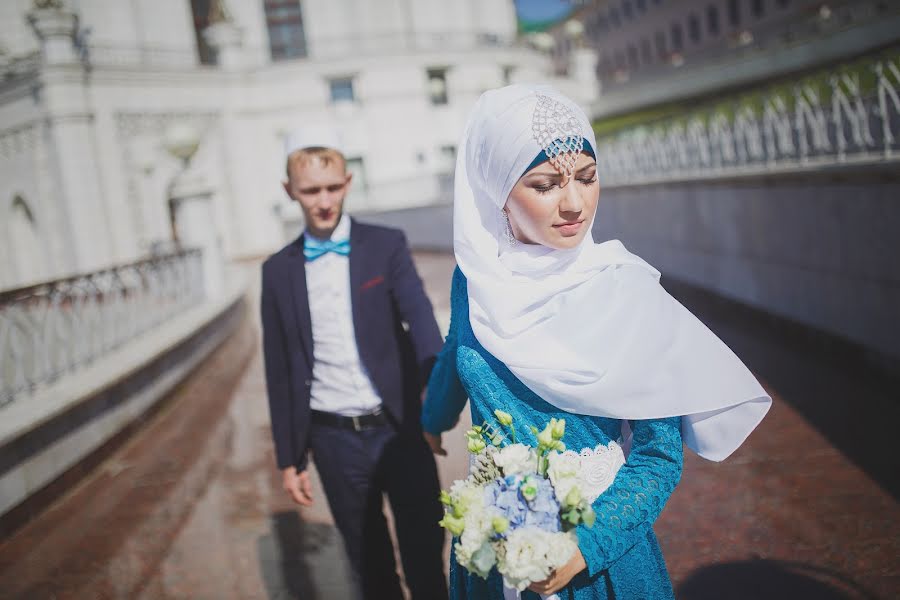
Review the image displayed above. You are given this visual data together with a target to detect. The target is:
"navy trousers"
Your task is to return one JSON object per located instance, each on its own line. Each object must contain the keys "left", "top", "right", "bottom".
{"left": 309, "top": 420, "right": 448, "bottom": 600}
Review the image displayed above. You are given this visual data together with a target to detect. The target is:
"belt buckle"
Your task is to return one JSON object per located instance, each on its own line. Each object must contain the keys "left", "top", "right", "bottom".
{"left": 351, "top": 415, "right": 363, "bottom": 432}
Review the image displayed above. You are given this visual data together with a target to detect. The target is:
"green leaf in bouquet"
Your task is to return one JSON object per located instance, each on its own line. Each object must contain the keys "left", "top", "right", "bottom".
{"left": 492, "top": 516, "right": 509, "bottom": 534}
{"left": 439, "top": 513, "right": 465, "bottom": 536}
{"left": 582, "top": 506, "right": 596, "bottom": 528}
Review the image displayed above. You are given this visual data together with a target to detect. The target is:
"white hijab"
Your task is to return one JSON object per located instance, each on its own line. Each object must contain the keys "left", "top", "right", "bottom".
{"left": 454, "top": 84, "right": 770, "bottom": 461}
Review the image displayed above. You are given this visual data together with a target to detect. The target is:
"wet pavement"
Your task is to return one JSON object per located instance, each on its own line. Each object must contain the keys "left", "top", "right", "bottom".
{"left": 0, "top": 253, "right": 897, "bottom": 599}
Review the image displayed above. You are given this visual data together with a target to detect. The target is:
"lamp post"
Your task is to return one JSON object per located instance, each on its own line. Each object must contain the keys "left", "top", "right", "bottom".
{"left": 163, "top": 123, "right": 224, "bottom": 298}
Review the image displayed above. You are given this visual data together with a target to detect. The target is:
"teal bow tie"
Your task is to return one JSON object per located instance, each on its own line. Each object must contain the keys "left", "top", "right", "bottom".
{"left": 304, "top": 237, "right": 351, "bottom": 261}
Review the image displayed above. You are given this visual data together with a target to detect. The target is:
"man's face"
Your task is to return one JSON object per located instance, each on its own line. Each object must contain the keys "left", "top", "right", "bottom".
{"left": 283, "top": 156, "right": 352, "bottom": 238}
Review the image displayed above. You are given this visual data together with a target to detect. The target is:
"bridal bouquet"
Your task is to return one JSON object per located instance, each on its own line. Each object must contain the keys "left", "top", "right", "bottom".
{"left": 438, "top": 411, "right": 622, "bottom": 592}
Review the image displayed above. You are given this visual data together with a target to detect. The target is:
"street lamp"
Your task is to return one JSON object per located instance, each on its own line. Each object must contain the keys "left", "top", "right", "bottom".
{"left": 162, "top": 122, "right": 224, "bottom": 298}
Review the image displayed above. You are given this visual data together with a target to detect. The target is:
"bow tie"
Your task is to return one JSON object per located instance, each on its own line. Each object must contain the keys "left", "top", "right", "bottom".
{"left": 304, "top": 237, "right": 351, "bottom": 261}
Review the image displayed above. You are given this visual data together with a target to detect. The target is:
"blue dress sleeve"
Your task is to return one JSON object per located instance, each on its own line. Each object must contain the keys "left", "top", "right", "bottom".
{"left": 421, "top": 268, "right": 469, "bottom": 435}
{"left": 576, "top": 417, "right": 683, "bottom": 576}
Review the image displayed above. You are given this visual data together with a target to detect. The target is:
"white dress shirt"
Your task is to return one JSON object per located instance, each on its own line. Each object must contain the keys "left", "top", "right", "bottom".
{"left": 304, "top": 216, "right": 383, "bottom": 416}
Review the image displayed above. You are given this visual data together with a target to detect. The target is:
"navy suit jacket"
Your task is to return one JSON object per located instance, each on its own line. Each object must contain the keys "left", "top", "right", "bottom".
{"left": 260, "top": 219, "right": 443, "bottom": 471}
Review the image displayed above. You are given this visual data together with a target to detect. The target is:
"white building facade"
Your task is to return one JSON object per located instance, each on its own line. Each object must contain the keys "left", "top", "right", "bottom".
{"left": 0, "top": 0, "right": 598, "bottom": 290}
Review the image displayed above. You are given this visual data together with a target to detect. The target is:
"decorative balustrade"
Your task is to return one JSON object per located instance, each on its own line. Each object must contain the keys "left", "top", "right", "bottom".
{"left": 0, "top": 249, "right": 203, "bottom": 407}
{"left": 596, "top": 52, "right": 900, "bottom": 186}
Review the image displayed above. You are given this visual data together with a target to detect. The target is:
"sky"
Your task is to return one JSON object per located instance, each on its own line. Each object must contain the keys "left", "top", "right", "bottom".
{"left": 513, "top": 0, "right": 574, "bottom": 25}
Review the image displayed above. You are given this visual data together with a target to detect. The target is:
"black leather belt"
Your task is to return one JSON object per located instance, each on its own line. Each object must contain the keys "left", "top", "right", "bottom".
{"left": 311, "top": 408, "right": 390, "bottom": 432}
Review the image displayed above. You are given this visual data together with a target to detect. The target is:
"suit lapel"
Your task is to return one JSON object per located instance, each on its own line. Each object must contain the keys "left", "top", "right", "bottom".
{"left": 348, "top": 219, "right": 365, "bottom": 339}
{"left": 288, "top": 234, "right": 314, "bottom": 366}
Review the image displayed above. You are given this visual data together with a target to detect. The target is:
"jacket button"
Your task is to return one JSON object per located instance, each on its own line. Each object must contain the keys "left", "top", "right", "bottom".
{"left": 304, "top": 379, "right": 312, "bottom": 387}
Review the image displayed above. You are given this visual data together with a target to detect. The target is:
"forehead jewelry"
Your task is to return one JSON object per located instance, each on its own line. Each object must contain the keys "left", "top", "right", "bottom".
{"left": 531, "top": 93, "right": 584, "bottom": 178}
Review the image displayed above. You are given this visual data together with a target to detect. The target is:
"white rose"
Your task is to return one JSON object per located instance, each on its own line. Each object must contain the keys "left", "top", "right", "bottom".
{"left": 492, "top": 443, "right": 537, "bottom": 477}
{"left": 450, "top": 478, "right": 486, "bottom": 514}
{"left": 547, "top": 451, "right": 580, "bottom": 504}
{"left": 498, "top": 528, "right": 577, "bottom": 591}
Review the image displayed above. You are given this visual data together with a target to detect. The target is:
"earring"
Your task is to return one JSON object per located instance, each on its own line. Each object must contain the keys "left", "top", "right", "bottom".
{"left": 502, "top": 209, "right": 517, "bottom": 246}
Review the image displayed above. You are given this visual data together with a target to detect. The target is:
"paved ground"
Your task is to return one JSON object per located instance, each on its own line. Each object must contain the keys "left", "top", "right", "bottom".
{"left": 0, "top": 253, "right": 897, "bottom": 599}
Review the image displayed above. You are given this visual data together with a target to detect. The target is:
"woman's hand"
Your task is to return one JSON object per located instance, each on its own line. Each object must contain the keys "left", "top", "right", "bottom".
{"left": 527, "top": 548, "right": 587, "bottom": 595}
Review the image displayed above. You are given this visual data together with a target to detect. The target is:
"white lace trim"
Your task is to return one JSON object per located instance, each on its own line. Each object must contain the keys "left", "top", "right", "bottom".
{"left": 558, "top": 440, "right": 626, "bottom": 504}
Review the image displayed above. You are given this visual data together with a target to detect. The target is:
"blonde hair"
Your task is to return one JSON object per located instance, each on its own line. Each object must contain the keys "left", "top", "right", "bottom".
{"left": 286, "top": 146, "right": 346, "bottom": 178}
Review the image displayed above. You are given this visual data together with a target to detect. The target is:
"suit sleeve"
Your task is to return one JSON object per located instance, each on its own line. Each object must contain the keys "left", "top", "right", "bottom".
{"left": 260, "top": 261, "right": 307, "bottom": 471}
{"left": 388, "top": 231, "right": 443, "bottom": 382}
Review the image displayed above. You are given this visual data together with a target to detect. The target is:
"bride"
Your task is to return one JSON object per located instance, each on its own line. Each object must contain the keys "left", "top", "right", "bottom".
{"left": 421, "top": 84, "right": 770, "bottom": 599}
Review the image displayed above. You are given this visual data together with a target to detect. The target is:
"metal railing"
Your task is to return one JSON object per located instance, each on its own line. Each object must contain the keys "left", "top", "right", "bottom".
{"left": 596, "top": 53, "right": 900, "bottom": 186}
{"left": 0, "top": 249, "right": 203, "bottom": 407}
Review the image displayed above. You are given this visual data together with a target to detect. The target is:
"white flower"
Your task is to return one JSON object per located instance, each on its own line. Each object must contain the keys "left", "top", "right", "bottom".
{"left": 492, "top": 443, "right": 537, "bottom": 477}
{"left": 453, "top": 484, "right": 499, "bottom": 577}
{"left": 497, "top": 528, "right": 578, "bottom": 591}
{"left": 450, "top": 478, "right": 485, "bottom": 513}
{"left": 547, "top": 451, "right": 580, "bottom": 504}
{"left": 470, "top": 541, "right": 498, "bottom": 578}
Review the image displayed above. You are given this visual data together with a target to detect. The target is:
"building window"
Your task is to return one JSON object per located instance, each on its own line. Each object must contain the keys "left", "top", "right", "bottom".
{"left": 343, "top": 157, "right": 367, "bottom": 207}
{"left": 627, "top": 44, "right": 639, "bottom": 69}
{"left": 728, "top": 0, "right": 741, "bottom": 27}
{"left": 688, "top": 14, "right": 701, "bottom": 43}
{"left": 636, "top": 0, "right": 647, "bottom": 12}
{"left": 671, "top": 23, "right": 684, "bottom": 51}
{"left": 438, "top": 145, "right": 457, "bottom": 173}
{"left": 751, "top": 0, "right": 765, "bottom": 18}
{"left": 609, "top": 7, "right": 621, "bottom": 27}
{"left": 502, "top": 65, "right": 516, "bottom": 85}
{"left": 264, "top": 0, "right": 307, "bottom": 61}
{"left": 329, "top": 77, "right": 355, "bottom": 103}
{"left": 190, "top": 0, "right": 217, "bottom": 65}
{"left": 622, "top": 0, "right": 633, "bottom": 20}
{"left": 641, "top": 38, "right": 653, "bottom": 64}
{"left": 655, "top": 30, "right": 667, "bottom": 59}
{"left": 427, "top": 68, "right": 448, "bottom": 105}
{"left": 707, "top": 5, "right": 720, "bottom": 35}
{"left": 776, "top": 0, "right": 790, "bottom": 6}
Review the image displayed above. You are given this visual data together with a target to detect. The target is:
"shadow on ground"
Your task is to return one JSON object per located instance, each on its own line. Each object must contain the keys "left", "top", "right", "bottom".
{"left": 667, "top": 281, "right": 900, "bottom": 501}
{"left": 258, "top": 512, "right": 356, "bottom": 600}
{"left": 678, "top": 559, "right": 880, "bottom": 600}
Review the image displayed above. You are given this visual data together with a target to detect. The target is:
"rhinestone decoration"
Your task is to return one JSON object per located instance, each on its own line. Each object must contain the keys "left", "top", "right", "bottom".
{"left": 531, "top": 93, "right": 584, "bottom": 178}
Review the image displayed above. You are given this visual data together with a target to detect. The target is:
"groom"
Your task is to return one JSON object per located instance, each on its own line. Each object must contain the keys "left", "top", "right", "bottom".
{"left": 260, "top": 127, "right": 448, "bottom": 600}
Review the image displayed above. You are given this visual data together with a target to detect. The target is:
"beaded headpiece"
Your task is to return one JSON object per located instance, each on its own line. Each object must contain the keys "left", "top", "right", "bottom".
{"left": 531, "top": 93, "right": 584, "bottom": 178}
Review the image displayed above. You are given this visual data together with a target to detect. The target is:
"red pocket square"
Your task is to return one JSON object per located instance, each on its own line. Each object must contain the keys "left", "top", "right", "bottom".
{"left": 361, "top": 275, "right": 385, "bottom": 291}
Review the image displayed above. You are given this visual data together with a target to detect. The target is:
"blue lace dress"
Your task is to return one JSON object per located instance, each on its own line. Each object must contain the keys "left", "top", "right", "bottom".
{"left": 422, "top": 268, "right": 683, "bottom": 600}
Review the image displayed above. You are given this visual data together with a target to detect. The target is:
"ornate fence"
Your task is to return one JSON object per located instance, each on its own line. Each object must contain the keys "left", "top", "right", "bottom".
{"left": 0, "top": 249, "right": 203, "bottom": 407}
{"left": 596, "top": 53, "right": 900, "bottom": 186}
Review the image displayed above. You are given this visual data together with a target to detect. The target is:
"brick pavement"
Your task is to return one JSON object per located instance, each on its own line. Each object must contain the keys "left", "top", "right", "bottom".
{"left": 0, "top": 254, "right": 896, "bottom": 599}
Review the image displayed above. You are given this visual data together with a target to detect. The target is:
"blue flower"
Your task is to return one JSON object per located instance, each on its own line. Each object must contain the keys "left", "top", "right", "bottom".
{"left": 523, "top": 477, "right": 561, "bottom": 533}
{"left": 484, "top": 475, "right": 561, "bottom": 536}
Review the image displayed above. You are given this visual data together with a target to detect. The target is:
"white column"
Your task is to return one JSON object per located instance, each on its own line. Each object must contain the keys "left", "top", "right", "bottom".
{"left": 29, "top": 3, "right": 115, "bottom": 273}
{"left": 170, "top": 169, "right": 224, "bottom": 299}
{"left": 571, "top": 48, "right": 600, "bottom": 103}
{"left": 27, "top": 4, "right": 79, "bottom": 66}
{"left": 204, "top": 21, "right": 244, "bottom": 71}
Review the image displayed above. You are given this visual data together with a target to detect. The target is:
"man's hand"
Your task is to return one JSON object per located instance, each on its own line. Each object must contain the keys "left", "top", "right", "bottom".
{"left": 282, "top": 466, "right": 314, "bottom": 506}
{"left": 423, "top": 431, "right": 447, "bottom": 456}
{"left": 527, "top": 548, "right": 587, "bottom": 595}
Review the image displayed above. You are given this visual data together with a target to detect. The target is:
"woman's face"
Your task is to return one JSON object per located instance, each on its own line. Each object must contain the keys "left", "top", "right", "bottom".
{"left": 504, "top": 152, "right": 598, "bottom": 250}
